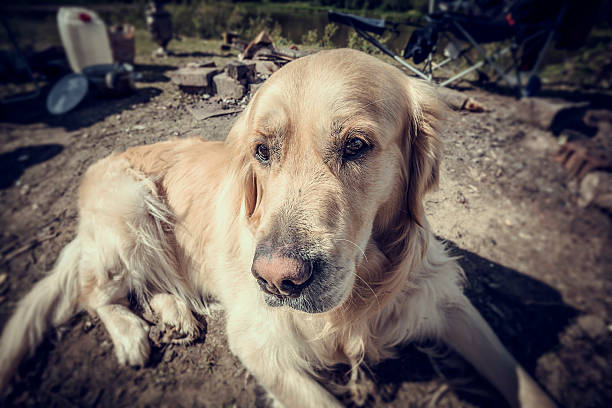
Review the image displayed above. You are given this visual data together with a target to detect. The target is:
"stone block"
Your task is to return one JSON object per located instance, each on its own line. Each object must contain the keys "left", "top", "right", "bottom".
{"left": 254, "top": 60, "right": 279, "bottom": 76}
{"left": 213, "top": 73, "right": 245, "bottom": 99}
{"left": 169, "top": 66, "right": 218, "bottom": 93}
{"left": 226, "top": 61, "right": 256, "bottom": 84}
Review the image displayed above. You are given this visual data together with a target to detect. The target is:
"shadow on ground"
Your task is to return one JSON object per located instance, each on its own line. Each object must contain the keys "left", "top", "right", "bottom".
{"left": 0, "top": 86, "right": 161, "bottom": 131}
{"left": 0, "top": 144, "right": 63, "bottom": 189}
{"left": 133, "top": 63, "right": 176, "bottom": 83}
{"left": 365, "top": 240, "right": 577, "bottom": 407}
{"left": 169, "top": 51, "right": 233, "bottom": 59}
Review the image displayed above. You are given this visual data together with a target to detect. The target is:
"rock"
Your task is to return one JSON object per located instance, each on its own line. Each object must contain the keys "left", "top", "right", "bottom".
{"left": 456, "top": 191, "right": 467, "bottom": 205}
{"left": 577, "top": 314, "right": 607, "bottom": 339}
{"left": 462, "top": 97, "right": 486, "bottom": 112}
{"left": 169, "top": 66, "right": 219, "bottom": 94}
{"left": 225, "top": 61, "right": 255, "bottom": 85}
{"left": 578, "top": 171, "right": 612, "bottom": 210}
{"left": 83, "top": 319, "right": 94, "bottom": 333}
{"left": 213, "top": 73, "right": 245, "bottom": 99}
{"left": 0, "top": 273, "right": 7, "bottom": 286}
{"left": 254, "top": 60, "right": 279, "bottom": 76}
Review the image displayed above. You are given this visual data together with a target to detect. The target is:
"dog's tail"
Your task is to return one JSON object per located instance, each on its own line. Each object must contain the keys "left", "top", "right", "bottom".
{"left": 0, "top": 238, "right": 82, "bottom": 392}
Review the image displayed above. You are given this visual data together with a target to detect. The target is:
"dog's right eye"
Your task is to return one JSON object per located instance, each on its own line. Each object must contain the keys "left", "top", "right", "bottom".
{"left": 255, "top": 144, "right": 270, "bottom": 163}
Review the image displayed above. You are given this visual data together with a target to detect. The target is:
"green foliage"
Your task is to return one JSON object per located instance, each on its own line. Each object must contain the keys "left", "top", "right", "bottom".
{"left": 347, "top": 31, "right": 377, "bottom": 53}
{"left": 346, "top": 29, "right": 393, "bottom": 54}
{"left": 312, "top": 0, "right": 428, "bottom": 12}
{"left": 301, "top": 28, "right": 319, "bottom": 46}
{"left": 270, "top": 21, "right": 290, "bottom": 47}
{"left": 321, "top": 23, "right": 339, "bottom": 48}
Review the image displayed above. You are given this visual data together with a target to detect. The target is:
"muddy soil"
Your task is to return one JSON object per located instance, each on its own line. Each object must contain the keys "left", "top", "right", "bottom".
{"left": 0, "top": 54, "right": 610, "bottom": 408}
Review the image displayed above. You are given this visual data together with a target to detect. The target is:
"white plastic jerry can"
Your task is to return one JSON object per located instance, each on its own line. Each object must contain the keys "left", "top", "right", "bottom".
{"left": 57, "top": 7, "right": 113, "bottom": 73}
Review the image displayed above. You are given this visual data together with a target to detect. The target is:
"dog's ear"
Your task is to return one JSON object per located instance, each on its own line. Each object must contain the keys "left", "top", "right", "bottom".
{"left": 402, "top": 78, "right": 444, "bottom": 224}
{"left": 227, "top": 111, "right": 261, "bottom": 222}
{"left": 374, "top": 78, "right": 444, "bottom": 266}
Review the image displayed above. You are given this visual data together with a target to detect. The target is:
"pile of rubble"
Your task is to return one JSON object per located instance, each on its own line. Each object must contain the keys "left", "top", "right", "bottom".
{"left": 168, "top": 31, "right": 314, "bottom": 101}
{"left": 169, "top": 60, "right": 259, "bottom": 100}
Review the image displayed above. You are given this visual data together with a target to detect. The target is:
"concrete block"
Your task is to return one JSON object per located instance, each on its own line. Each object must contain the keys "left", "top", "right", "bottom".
{"left": 213, "top": 73, "right": 245, "bottom": 99}
{"left": 226, "top": 61, "right": 255, "bottom": 84}
{"left": 254, "top": 60, "right": 279, "bottom": 76}
{"left": 169, "top": 66, "right": 218, "bottom": 93}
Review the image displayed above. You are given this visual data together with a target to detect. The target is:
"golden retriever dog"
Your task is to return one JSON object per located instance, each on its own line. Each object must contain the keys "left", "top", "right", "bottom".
{"left": 0, "top": 49, "right": 554, "bottom": 407}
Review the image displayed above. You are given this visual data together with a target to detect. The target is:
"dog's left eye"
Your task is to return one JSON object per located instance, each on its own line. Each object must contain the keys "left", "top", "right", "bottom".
{"left": 255, "top": 144, "right": 270, "bottom": 163}
{"left": 342, "top": 137, "right": 369, "bottom": 160}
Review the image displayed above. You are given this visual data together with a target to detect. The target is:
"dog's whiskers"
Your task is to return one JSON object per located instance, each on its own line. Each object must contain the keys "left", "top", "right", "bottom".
{"left": 352, "top": 268, "right": 380, "bottom": 310}
{"left": 334, "top": 239, "right": 368, "bottom": 262}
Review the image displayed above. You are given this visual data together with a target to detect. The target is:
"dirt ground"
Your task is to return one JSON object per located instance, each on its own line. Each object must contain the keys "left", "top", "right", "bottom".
{"left": 0, "top": 51, "right": 610, "bottom": 408}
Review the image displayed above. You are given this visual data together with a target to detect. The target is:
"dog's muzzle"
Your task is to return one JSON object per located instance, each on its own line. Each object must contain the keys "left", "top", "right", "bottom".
{"left": 251, "top": 253, "right": 313, "bottom": 299}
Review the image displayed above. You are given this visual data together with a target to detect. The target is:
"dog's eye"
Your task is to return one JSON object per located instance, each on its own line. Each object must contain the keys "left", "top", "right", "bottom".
{"left": 255, "top": 144, "right": 270, "bottom": 163}
{"left": 343, "top": 137, "right": 369, "bottom": 160}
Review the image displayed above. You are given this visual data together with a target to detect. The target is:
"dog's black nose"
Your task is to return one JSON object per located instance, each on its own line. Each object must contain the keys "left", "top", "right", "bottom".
{"left": 251, "top": 254, "right": 313, "bottom": 298}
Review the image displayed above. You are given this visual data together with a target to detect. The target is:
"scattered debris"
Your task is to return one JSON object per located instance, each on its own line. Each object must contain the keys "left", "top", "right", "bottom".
{"left": 241, "top": 31, "right": 274, "bottom": 60}
{"left": 461, "top": 97, "right": 486, "bottom": 112}
{"left": 186, "top": 104, "right": 243, "bottom": 121}
{"left": 436, "top": 87, "right": 485, "bottom": 112}
{"left": 554, "top": 141, "right": 612, "bottom": 179}
{"left": 578, "top": 171, "right": 612, "bottom": 211}
{"left": 82, "top": 319, "right": 94, "bottom": 333}
{"left": 221, "top": 31, "right": 248, "bottom": 52}
{"left": 174, "top": 31, "right": 313, "bottom": 101}
{"left": 1, "top": 233, "right": 56, "bottom": 263}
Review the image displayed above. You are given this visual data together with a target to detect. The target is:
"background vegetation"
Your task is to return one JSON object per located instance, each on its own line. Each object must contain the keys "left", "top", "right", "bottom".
{"left": 1, "top": 1, "right": 611, "bottom": 91}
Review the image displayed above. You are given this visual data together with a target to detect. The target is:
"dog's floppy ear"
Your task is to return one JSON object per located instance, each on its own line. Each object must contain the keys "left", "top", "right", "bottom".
{"left": 374, "top": 78, "right": 444, "bottom": 267}
{"left": 402, "top": 78, "right": 444, "bottom": 224}
{"left": 226, "top": 110, "right": 261, "bottom": 222}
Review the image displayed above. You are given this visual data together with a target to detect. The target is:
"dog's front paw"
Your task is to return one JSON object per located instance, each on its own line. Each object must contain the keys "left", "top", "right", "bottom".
{"left": 149, "top": 294, "right": 200, "bottom": 345}
{"left": 112, "top": 316, "right": 150, "bottom": 367}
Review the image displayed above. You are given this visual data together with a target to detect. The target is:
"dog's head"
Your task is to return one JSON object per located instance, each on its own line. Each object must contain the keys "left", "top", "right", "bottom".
{"left": 227, "top": 49, "right": 443, "bottom": 314}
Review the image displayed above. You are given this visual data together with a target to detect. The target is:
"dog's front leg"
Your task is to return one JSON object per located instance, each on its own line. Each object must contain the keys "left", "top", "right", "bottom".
{"left": 441, "top": 297, "right": 556, "bottom": 408}
{"left": 226, "top": 320, "right": 342, "bottom": 408}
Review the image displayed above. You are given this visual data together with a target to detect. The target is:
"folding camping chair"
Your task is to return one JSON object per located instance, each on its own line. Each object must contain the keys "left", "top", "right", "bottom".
{"left": 329, "top": 0, "right": 571, "bottom": 97}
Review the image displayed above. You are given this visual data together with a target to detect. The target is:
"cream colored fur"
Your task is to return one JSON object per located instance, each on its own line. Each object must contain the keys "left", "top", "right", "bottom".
{"left": 0, "top": 49, "right": 554, "bottom": 408}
